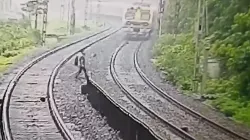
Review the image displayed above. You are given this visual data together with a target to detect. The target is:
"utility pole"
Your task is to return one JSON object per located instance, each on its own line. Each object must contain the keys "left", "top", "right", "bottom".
{"left": 205, "top": 0, "right": 209, "bottom": 36}
{"left": 200, "top": 0, "right": 209, "bottom": 95}
{"left": 89, "top": 0, "right": 92, "bottom": 21}
{"left": 158, "top": 0, "right": 163, "bottom": 36}
{"left": 96, "top": 0, "right": 100, "bottom": 26}
{"left": 1, "top": 0, "right": 9, "bottom": 11}
{"left": 193, "top": 0, "right": 202, "bottom": 93}
{"left": 60, "top": 0, "right": 65, "bottom": 21}
{"left": 7, "top": 0, "right": 11, "bottom": 11}
{"left": 41, "top": 0, "right": 49, "bottom": 46}
{"left": 34, "top": 0, "right": 38, "bottom": 29}
{"left": 84, "top": 0, "right": 89, "bottom": 27}
{"left": 9, "top": 0, "right": 11, "bottom": 10}
{"left": 0, "top": 1, "right": 3, "bottom": 12}
{"left": 69, "top": 0, "right": 75, "bottom": 34}
{"left": 29, "top": 0, "right": 39, "bottom": 29}
{"left": 174, "top": 1, "right": 180, "bottom": 37}
{"left": 2, "top": 0, "right": 6, "bottom": 11}
{"left": 158, "top": 14, "right": 162, "bottom": 36}
{"left": 2, "top": 0, "right": 12, "bottom": 11}
{"left": 67, "top": 0, "right": 71, "bottom": 34}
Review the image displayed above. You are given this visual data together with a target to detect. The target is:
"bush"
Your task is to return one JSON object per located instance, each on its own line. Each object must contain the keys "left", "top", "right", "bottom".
{"left": 0, "top": 22, "right": 37, "bottom": 55}
{"left": 156, "top": 0, "right": 250, "bottom": 127}
{"left": 154, "top": 33, "right": 194, "bottom": 90}
{"left": 0, "top": 22, "right": 38, "bottom": 72}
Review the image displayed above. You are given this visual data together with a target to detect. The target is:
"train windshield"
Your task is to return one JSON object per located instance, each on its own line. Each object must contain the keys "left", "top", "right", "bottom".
{"left": 125, "top": 9, "right": 136, "bottom": 20}
{"left": 140, "top": 10, "right": 151, "bottom": 21}
{"left": 125, "top": 8, "right": 151, "bottom": 21}
{"left": 133, "top": 2, "right": 150, "bottom": 8}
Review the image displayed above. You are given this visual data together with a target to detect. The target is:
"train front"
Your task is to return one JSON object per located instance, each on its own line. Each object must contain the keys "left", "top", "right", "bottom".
{"left": 122, "top": 3, "right": 154, "bottom": 38}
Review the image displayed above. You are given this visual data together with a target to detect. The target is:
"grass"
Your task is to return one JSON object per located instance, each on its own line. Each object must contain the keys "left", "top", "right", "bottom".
{"left": 0, "top": 46, "right": 35, "bottom": 74}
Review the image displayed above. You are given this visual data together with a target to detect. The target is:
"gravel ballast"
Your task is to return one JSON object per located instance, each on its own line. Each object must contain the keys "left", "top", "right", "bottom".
{"left": 84, "top": 32, "right": 184, "bottom": 140}
{"left": 53, "top": 58, "right": 122, "bottom": 140}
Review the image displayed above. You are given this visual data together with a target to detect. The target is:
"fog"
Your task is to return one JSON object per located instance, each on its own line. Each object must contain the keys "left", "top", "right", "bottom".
{"left": 2, "top": 0, "right": 157, "bottom": 21}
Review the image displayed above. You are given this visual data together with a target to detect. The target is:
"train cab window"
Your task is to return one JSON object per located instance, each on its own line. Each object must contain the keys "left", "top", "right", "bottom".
{"left": 140, "top": 10, "right": 151, "bottom": 20}
{"left": 125, "top": 8, "right": 136, "bottom": 20}
{"left": 141, "top": 13, "right": 150, "bottom": 20}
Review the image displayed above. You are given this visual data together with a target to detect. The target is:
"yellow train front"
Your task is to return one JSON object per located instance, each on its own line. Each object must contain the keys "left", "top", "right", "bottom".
{"left": 122, "top": 4, "right": 154, "bottom": 40}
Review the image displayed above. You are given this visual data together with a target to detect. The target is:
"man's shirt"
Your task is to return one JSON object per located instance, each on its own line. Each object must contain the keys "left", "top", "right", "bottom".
{"left": 79, "top": 56, "right": 85, "bottom": 68}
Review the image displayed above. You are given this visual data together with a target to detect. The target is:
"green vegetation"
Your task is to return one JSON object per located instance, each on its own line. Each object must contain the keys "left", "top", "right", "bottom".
{"left": 154, "top": 33, "right": 194, "bottom": 91}
{"left": 0, "top": 21, "right": 39, "bottom": 72}
{"left": 154, "top": 0, "right": 250, "bottom": 126}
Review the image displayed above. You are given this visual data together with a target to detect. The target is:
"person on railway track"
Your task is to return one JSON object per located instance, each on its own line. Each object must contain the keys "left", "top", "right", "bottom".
{"left": 74, "top": 51, "right": 86, "bottom": 79}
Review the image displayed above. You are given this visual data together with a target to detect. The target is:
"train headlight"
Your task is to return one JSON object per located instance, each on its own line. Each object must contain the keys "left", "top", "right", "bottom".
{"left": 143, "top": 23, "right": 149, "bottom": 26}
{"left": 126, "top": 21, "right": 131, "bottom": 25}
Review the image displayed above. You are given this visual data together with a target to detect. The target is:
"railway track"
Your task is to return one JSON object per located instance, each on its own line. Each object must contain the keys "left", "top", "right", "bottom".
{"left": 110, "top": 41, "right": 195, "bottom": 140}
{"left": 0, "top": 27, "right": 120, "bottom": 140}
{"left": 109, "top": 40, "right": 249, "bottom": 140}
{"left": 83, "top": 33, "right": 179, "bottom": 139}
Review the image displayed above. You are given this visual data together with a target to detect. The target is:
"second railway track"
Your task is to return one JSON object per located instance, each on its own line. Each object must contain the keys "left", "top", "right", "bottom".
{"left": 1, "top": 27, "right": 120, "bottom": 140}
{"left": 110, "top": 40, "right": 249, "bottom": 140}
{"left": 110, "top": 41, "right": 194, "bottom": 140}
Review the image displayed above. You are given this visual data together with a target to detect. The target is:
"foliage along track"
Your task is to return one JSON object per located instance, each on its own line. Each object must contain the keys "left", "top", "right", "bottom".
{"left": 134, "top": 41, "right": 249, "bottom": 140}
{"left": 0, "top": 26, "right": 118, "bottom": 140}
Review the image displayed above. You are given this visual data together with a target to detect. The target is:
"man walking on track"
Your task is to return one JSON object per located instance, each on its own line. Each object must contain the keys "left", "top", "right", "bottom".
{"left": 74, "top": 51, "right": 86, "bottom": 79}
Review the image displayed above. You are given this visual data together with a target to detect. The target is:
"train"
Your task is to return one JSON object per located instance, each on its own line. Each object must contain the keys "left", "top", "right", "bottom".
{"left": 122, "top": 2, "right": 157, "bottom": 39}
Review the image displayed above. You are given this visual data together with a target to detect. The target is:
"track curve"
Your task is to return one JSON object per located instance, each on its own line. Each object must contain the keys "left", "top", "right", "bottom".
{"left": 109, "top": 41, "right": 195, "bottom": 140}
{"left": 104, "top": 38, "right": 249, "bottom": 140}
{"left": 47, "top": 28, "right": 121, "bottom": 140}
{"left": 0, "top": 27, "right": 120, "bottom": 140}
